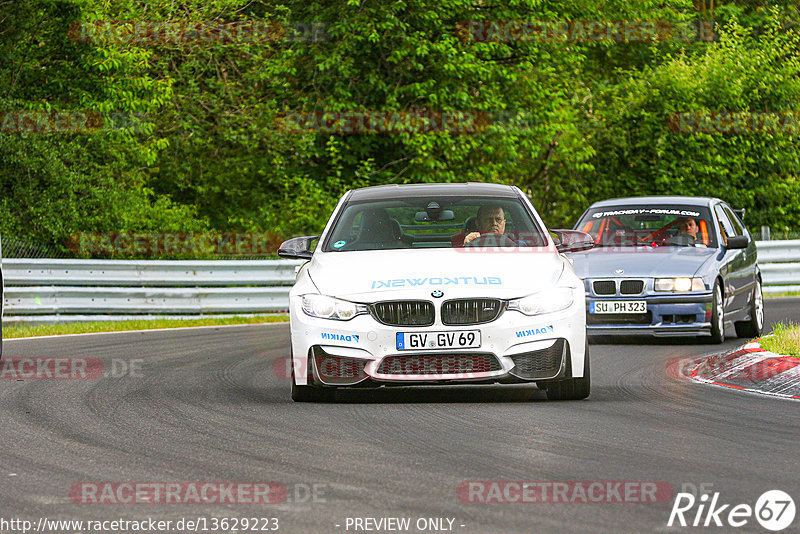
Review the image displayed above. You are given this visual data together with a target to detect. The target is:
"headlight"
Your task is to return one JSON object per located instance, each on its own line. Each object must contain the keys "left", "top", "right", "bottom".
{"left": 301, "top": 294, "right": 368, "bottom": 320}
{"left": 654, "top": 277, "right": 705, "bottom": 292}
{"left": 508, "top": 287, "right": 575, "bottom": 316}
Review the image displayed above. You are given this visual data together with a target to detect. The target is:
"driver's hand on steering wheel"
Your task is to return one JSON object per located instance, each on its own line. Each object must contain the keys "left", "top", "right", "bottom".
{"left": 463, "top": 232, "right": 481, "bottom": 245}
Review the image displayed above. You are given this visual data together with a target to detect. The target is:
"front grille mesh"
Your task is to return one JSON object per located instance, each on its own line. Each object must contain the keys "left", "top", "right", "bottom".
{"left": 593, "top": 280, "right": 616, "bottom": 295}
{"left": 509, "top": 339, "right": 565, "bottom": 379}
{"left": 377, "top": 353, "right": 501, "bottom": 375}
{"left": 441, "top": 299, "right": 504, "bottom": 325}
{"left": 312, "top": 350, "right": 367, "bottom": 385}
{"left": 620, "top": 280, "right": 644, "bottom": 294}
{"left": 371, "top": 301, "right": 434, "bottom": 326}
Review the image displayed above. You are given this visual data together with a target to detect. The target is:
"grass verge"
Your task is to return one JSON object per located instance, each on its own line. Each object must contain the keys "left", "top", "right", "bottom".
{"left": 2, "top": 315, "right": 289, "bottom": 339}
{"left": 764, "top": 291, "right": 800, "bottom": 298}
{"left": 760, "top": 321, "right": 800, "bottom": 358}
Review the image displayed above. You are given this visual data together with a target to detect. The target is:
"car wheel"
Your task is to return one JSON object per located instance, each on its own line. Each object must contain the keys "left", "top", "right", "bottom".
{"left": 291, "top": 376, "right": 335, "bottom": 402}
{"left": 734, "top": 279, "right": 764, "bottom": 339}
{"left": 543, "top": 341, "right": 590, "bottom": 401}
{"left": 290, "top": 351, "right": 335, "bottom": 402}
{"left": 709, "top": 281, "right": 725, "bottom": 344}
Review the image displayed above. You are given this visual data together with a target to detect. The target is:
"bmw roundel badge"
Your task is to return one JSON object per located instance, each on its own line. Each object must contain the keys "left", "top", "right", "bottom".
{"left": 431, "top": 290, "right": 444, "bottom": 298}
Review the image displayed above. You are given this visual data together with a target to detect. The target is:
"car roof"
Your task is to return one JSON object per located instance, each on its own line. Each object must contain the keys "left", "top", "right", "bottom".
{"left": 588, "top": 196, "right": 721, "bottom": 208}
{"left": 348, "top": 182, "right": 519, "bottom": 200}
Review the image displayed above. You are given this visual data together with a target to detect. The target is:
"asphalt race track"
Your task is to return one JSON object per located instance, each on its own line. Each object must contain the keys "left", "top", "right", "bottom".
{"left": 1, "top": 299, "right": 799, "bottom": 533}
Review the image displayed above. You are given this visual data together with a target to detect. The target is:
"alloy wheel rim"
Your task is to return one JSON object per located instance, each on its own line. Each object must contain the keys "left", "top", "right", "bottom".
{"left": 716, "top": 287, "right": 724, "bottom": 333}
{"left": 754, "top": 282, "right": 764, "bottom": 329}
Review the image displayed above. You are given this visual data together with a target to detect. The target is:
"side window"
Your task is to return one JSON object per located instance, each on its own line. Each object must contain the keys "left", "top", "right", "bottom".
{"left": 713, "top": 205, "right": 735, "bottom": 245}
{"left": 722, "top": 205, "right": 745, "bottom": 236}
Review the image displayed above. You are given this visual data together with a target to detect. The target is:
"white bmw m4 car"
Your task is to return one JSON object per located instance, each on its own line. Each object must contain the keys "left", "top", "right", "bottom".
{"left": 277, "top": 183, "right": 594, "bottom": 402}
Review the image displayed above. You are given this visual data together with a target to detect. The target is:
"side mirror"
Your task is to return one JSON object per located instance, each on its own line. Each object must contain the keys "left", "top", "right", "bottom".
{"left": 726, "top": 235, "right": 749, "bottom": 250}
{"left": 277, "top": 235, "right": 319, "bottom": 259}
{"left": 551, "top": 230, "right": 594, "bottom": 253}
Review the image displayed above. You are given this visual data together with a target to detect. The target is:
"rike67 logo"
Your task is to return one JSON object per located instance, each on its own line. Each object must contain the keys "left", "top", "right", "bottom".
{"left": 668, "top": 490, "right": 796, "bottom": 531}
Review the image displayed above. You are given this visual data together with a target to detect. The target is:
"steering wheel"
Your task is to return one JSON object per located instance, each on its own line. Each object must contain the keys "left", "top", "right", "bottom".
{"left": 465, "top": 233, "right": 517, "bottom": 247}
{"left": 669, "top": 233, "right": 696, "bottom": 246}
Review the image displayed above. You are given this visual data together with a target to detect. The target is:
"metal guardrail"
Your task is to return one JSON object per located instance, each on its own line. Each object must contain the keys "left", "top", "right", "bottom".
{"left": 1, "top": 258, "right": 303, "bottom": 323}
{"left": 1, "top": 241, "right": 799, "bottom": 323}
{"left": 5, "top": 286, "right": 290, "bottom": 315}
{"left": 755, "top": 240, "right": 800, "bottom": 294}
{"left": 2, "top": 258, "right": 301, "bottom": 286}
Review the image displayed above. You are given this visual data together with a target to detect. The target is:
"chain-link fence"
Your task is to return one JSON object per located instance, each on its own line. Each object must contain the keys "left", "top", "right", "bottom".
{"left": 0, "top": 235, "right": 281, "bottom": 260}
{"left": 1, "top": 237, "right": 71, "bottom": 259}
{"left": 753, "top": 227, "right": 800, "bottom": 241}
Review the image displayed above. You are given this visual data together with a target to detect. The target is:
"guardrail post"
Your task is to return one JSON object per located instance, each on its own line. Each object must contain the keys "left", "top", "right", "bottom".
{"left": 760, "top": 226, "right": 770, "bottom": 241}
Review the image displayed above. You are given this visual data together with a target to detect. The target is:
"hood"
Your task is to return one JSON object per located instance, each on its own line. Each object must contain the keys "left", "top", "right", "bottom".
{"left": 567, "top": 246, "right": 717, "bottom": 279}
{"left": 307, "top": 248, "right": 565, "bottom": 301}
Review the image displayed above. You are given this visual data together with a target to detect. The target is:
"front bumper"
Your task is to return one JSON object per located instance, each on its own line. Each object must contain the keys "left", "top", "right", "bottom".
{"left": 586, "top": 292, "right": 713, "bottom": 337}
{"left": 289, "top": 294, "right": 587, "bottom": 387}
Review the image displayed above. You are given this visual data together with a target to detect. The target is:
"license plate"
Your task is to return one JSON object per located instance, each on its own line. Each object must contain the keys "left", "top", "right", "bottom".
{"left": 396, "top": 330, "right": 481, "bottom": 350}
{"left": 590, "top": 301, "right": 647, "bottom": 314}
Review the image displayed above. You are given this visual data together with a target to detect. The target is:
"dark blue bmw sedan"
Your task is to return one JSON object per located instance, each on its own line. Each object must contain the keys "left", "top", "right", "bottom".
{"left": 567, "top": 196, "right": 762, "bottom": 343}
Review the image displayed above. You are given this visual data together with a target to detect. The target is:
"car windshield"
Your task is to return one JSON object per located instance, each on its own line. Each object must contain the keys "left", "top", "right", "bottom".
{"left": 322, "top": 195, "right": 547, "bottom": 251}
{"left": 575, "top": 205, "right": 717, "bottom": 248}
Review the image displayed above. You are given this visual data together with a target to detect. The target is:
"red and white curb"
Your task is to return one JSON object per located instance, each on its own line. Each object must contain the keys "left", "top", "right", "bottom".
{"left": 669, "top": 339, "right": 800, "bottom": 400}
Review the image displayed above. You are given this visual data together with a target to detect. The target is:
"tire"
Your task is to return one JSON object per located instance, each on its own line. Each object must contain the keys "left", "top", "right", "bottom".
{"left": 290, "top": 352, "right": 335, "bottom": 402}
{"left": 709, "top": 280, "right": 725, "bottom": 344}
{"left": 291, "top": 378, "right": 335, "bottom": 402}
{"left": 544, "top": 341, "right": 590, "bottom": 401}
{"left": 734, "top": 279, "right": 764, "bottom": 339}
